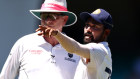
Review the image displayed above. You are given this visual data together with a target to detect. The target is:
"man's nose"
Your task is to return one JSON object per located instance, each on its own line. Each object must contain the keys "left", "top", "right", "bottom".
{"left": 86, "top": 26, "right": 92, "bottom": 32}
{"left": 46, "top": 20, "right": 53, "bottom": 25}
{"left": 42, "top": 19, "right": 53, "bottom": 25}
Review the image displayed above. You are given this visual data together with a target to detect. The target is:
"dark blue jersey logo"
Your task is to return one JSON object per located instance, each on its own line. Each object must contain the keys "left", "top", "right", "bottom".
{"left": 68, "top": 53, "right": 73, "bottom": 58}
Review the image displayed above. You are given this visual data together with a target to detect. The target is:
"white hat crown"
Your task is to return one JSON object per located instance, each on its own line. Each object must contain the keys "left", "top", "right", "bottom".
{"left": 44, "top": 0, "right": 67, "bottom": 8}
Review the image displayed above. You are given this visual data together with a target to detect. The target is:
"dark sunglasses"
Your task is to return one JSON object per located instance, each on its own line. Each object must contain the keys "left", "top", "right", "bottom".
{"left": 40, "top": 13, "right": 65, "bottom": 21}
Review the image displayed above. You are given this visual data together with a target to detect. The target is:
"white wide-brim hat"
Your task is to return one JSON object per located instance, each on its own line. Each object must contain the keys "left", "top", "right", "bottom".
{"left": 30, "top": 0, "right": 77, "bottom": 26}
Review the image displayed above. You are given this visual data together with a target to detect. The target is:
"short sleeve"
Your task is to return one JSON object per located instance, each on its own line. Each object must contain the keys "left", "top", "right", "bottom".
{"left": 0, "top": 38, "right": 22, "bottom": 79}
{"left": 86, "top": 43, "right": 107, "bottom": 68}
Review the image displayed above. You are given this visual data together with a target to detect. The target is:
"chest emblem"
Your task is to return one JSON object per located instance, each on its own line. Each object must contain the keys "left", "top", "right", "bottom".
{"left": 29, "top": 50, "right": 43, "bottom": 55}
{"left": 64, "top": 53, "right": 76, "bottom": 63}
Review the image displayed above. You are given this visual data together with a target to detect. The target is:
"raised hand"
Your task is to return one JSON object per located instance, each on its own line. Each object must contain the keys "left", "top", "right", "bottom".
{"left": 36, "top": 25, "right": 58, "bottom": 37}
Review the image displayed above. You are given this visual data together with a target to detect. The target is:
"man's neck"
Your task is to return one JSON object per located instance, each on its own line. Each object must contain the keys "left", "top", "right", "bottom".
{"left": 43, "top": 36, "right": 59, "bottom": 47}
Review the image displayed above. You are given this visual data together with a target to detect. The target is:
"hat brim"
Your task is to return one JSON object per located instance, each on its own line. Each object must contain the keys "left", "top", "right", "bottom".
{"left": 30, "top": 9, "right": 77, "bottom": 27}
{"left": 80, "top": 12, "right": 102, "bottom": 24}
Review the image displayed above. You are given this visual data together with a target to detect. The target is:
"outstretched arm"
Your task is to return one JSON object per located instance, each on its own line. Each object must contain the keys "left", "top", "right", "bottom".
{"left": 36, "top": 25, "right": 90, "bottom": 59}
{"left": 55, "top": 31, "right": 90, "bottom": 59}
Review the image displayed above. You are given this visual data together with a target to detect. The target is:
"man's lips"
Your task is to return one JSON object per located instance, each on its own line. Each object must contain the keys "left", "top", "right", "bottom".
{"left": 84, "top": 32, "right": 92, "bottom": 36}
{"left": 42, "top": 25, "right": 53, "bottom": 27}
{"left": 84, "top": 33, "right": 93, "bottom": 40}
{"left": 84, "top": 33, "right": 92, "bottom": 37}
{"left": 85, "top": 36, "right": 91, "bottom": 39}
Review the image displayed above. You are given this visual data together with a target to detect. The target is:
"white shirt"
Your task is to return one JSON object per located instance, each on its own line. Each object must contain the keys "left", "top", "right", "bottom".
{"left": 74, "top": 42, "right": 112, "bottom": 79}
{"left": 0, "top": 33, "right": 80, "bottom": 79}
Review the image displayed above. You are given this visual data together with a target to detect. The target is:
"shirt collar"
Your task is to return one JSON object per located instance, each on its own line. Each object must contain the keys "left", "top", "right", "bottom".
{"left": 100, "top": 41, "right": 108, "bottom": 46}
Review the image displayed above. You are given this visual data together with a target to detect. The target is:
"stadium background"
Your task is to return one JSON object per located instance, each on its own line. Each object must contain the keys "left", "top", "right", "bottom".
{"left": 0, "top": 0, "right": 140, "bottom": 79}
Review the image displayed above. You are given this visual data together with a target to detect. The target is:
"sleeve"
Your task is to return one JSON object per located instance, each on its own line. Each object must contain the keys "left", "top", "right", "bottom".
{"left": 55, "top": 31, "right": 90, "bottom": 59}
{"left": 54, "top": 32, "right": 107, "bottom": 68}
{"left": 86, "top": 43, "right": 107, "bottom": 68}
{"left": 0, "top": 39, "right": 22, "bottom": 79}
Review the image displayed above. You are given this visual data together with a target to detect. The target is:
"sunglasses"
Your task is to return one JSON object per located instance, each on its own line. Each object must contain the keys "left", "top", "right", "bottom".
{"left": 40, "top": 13, "right": 65, "bottom": 21}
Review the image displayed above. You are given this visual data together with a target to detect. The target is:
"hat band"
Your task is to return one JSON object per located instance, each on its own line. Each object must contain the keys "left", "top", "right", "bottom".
{"left": 41, "top": 3, "right": 68, "bottom": 11}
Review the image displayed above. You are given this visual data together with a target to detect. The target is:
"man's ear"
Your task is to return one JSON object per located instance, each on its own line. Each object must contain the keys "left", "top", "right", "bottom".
{"left": 102, "top": 29, "right": 110, "bottom": 41}
{"left": 104, "top": 29, "right": 110, "bottom": 37}
{"left": 63, "top": 15, "right": 69, "bottom": 23}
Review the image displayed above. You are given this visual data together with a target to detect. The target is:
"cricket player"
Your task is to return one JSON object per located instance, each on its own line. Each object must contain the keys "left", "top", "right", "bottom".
{"left": 36, "top": 8, "right": 113, "bottom": 79}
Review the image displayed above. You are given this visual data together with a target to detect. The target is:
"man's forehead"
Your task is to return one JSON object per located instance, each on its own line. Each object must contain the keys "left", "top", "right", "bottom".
{"left": 86, "top": 17, "right": 100, "bottom": 24}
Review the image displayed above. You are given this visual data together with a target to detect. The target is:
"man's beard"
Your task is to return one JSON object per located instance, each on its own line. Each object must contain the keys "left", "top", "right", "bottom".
{"left": 83, "top": 31, "right": 104, "bottom": 44}
{"left": 83, "top": 32, "right": 95, "bottom": 44}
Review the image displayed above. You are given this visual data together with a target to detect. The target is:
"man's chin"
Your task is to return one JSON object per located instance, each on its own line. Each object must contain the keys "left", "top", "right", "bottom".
{"left": 84, "top": 39, "right": 92, "bottom": 44}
